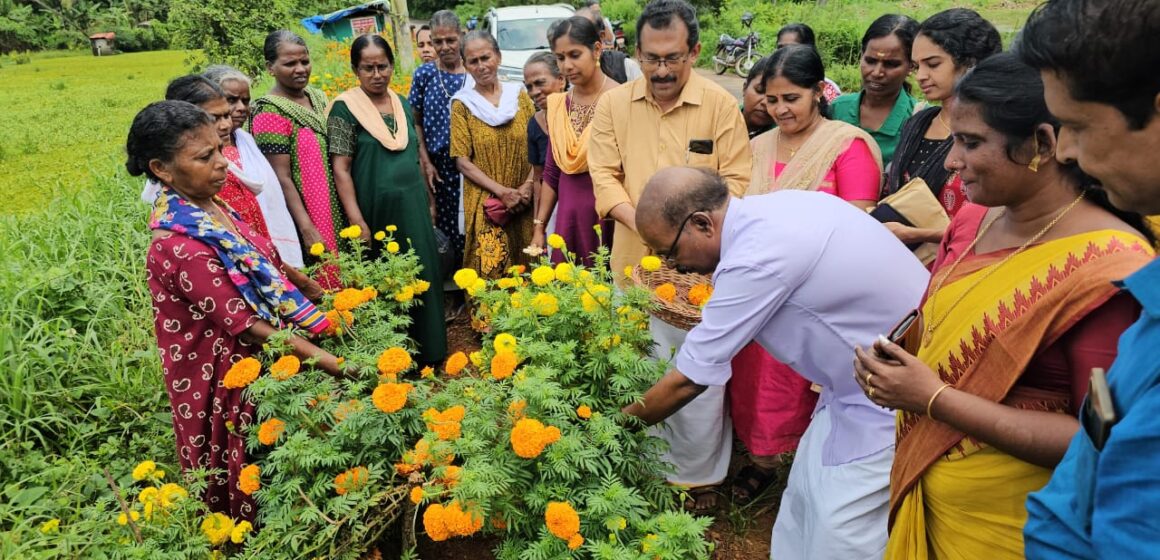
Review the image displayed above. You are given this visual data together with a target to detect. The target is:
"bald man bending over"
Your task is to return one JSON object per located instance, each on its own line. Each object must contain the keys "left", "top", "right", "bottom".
{"left": 626, "top": 167, "right": 928, "bottom": 559}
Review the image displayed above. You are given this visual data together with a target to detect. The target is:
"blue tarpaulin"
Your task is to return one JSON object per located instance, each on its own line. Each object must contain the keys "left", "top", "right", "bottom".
{"left": 300, "top": 1, "right": 389, "bottom": 34}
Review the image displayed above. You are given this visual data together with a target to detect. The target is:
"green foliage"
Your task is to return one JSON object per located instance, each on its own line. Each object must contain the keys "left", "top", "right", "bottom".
{"left": 168, "top": 0, "right": 294, "bottom": 77}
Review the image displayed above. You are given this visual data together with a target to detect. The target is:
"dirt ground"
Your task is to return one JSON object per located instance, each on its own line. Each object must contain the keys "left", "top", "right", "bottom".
{"left": 407, "top": 311, "right": 783, "bottom": 560}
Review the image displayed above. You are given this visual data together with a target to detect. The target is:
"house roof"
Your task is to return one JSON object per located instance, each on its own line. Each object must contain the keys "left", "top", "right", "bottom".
{"left": 301, "top": 1, "right": 389, "bottom": 34}
{"left": 89, "top": 32, "right": 116, "bottom": 40}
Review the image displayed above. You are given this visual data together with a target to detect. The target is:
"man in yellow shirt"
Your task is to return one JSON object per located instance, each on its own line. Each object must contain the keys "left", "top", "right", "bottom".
{"left": 588, "top": 0, "right": 752, "bottom": 510}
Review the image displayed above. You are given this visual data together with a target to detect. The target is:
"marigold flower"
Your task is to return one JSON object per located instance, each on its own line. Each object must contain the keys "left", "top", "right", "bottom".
{"left": 441, "top": 465, "right": 462, "bottom": 488}
{"left": 158, "top": 483, "right": 187, "bottom": 508}
{"left": 654, "top": 283, "right": 677, "bottom": 303}
{"left": 230, "top": 520, "right": 253, "bottom": 544}
{"left": 238, "top": 464, "right": 260, "bottom": 495}
{"left": 412, "top": 280, "right": 431, "bottom": 294}
{"left": 132, "top": 460, "right": 156, "bottom": 481}
{"left": 642, "top": 533, "right": 658, "bottom": 552}
{"left": 453, "top": 268, "right": 479, "bottom": 290}
{"left": 269, "top": 355, "right": 301, "bottom": 381}
{"left": 334, "top": 465, "right": 369, "bottom": 495}
{"left": 420, "top": 366, "right": 435, "bottom": 379}
{"left": 554, "top": 262, "right": 574, "bottom": 283}
{"left": 493, "top": 333, "right": 517, "bottom": 353}
{"left": 688, "top": 283, "right": 713, "bottom": 307}
{"left": 466, "top": 277, "right": 487, "bottom": 297}
{"left": 444, "top": 351, "right": 468, "bottom": 375}
{"left": 545, "top": 501, "right": 581, "bottom": 540}
{"left": 443, "top": 500, "right": 484, "bottom": 537}
{"left": 223, "top": 357, "right": 261, "bottom": 389}
{"left": 256, "top": 418, "right": 285, "bottom": 445}
{"left": 469, "top": 351, "right": 483, "bottom": 368}
{"left": 410, "top": 486, "right": 425, "bottom": 504}
{"left": 334, "top": 399, "right": 363, "bottom": 421}
{"left": 339, "top": 224, "right": 362, "bottom": 239}
{"left": 510, "top": 291, "right": 524, "bottom": 308}
{"left": 423, "top": 503, "right": 452, "bottom": 541}
{"left": 395, "top": 285, "right": 415, "bottom": 302}
{"left": 116, "top": 511, "right": 141, "bottom": 525}
{"left": 508, "top": 265, "right": 526, "bottom": 275}
{"left": 374, "top": 231, "right": 386, "bottom": 241}
{"left": 372, "top": 382, "right": 412, "bottom": 413}
{"left": 580, "top": 292, "right": 599, "bottom": 313}
{"left": 377, "top": 347, "right": 412, "bottom": 377}
{"left": 508, "top": 399, "right": 527, "bottom": 419}
{"left": 641, "top": 255, "right": 663, "bottom": 271}
{"left": 310, "top": 242, "right": 325, "bottom": 256}
{"left": 576, "top": 405, "right": 592, "bottom": 419}
{"left": 510, "top": 418, "right": 561, "bottom": 458}
{"left": 530, "top": 265, "right": 555, "bottom": 286}
{"left": 39, "top": 518, "right": 60, "bottom": 534}
{"left": 323, "top": 309, "right": 354, "bottom": 336}
{"left": 531, "top": 293, "right": 559, "bottom": 316}
{"left": 491, "top": 350, "right": 519, "bottom": 380}
{"left": 387, "top": 241, "right": 401, "bottom": 254}
{"left": 333, "top": 287, "right": 372, "bottom": 311}
{"left": 200, "top": 512, "right": 234, "bottom": 546}
{"left": 496, "top": 277, "right": 519, "bottom": 289}
{"left": 424, "top": 405, "right": 465, "bottom": 440}
{"left": 547, "top": 233, "right": 565, "bottom": 249}
{"left": 386, "top": 225, "right": 398, "bottom": 232}
{"left": 624, "top": 265, "right": 634, "bottom": 278}
{"left": 568, "top": 533, "right": 585, "bottom": 550}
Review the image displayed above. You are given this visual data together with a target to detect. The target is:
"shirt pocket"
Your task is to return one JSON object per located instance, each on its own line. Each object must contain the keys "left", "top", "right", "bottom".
{"left": 686, "top": 151, "right": 720, "bottom": 170}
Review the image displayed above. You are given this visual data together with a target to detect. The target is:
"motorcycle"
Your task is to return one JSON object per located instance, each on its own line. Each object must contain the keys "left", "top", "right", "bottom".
{"left": 713, "top": 12, "right": 760, "bottom": 77}
{"left": 610, "top": 19, "right": 626, "bottom": 53}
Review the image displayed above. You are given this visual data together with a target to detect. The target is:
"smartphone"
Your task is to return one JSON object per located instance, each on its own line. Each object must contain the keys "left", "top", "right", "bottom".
{"left": 877, "top": 309, "right": 919, "bottom": 358}
{"left": 1082, "top": 367, "right": 1116, "bottom": 450}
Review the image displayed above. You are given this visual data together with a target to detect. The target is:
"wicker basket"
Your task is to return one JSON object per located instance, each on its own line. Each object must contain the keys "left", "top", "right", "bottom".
{"left": 631, "top": 263, "right": 713, "bottom": 331}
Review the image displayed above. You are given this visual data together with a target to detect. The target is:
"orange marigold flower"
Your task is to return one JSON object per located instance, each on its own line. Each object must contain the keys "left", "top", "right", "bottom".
{"left": 223, "top": 357, "right": 261, "bottom": 389}
{"left": 334, "top": 399, "right": 363, "bottom": 422}
{"left": 507, "top": 399, "right": 527, "bottom": 420}
{"left": 395, "top": 462, "right": 419, "bottom": 476}
{"left": 687, "top": 283, "right": 714, "bottom": 307}
{"left": 377, "top": 347, "right": 413, "bottom": 377}
{"left": 444, "top": 351, "right": 468, "bottom": 376}
{"left": 421, "top": 366, "right": 434, "bottom": 378}
{"left": 424, "top": 405, "right": 465, "bottom": 440}
{"left": 568, "top": 533, "right": 584, "bottom": 550}
{"left": 654, "top": 282, "right": 677, "bottom": 303}
{"left": 334, "top": 466, "right": 369, "bottom": 495}
{"left": 269, "top": 355, "right": 301, "bottom": 381}
{"left": 323, "top": 309, "right": 354, "bottom": 336}
{"left": 372, "top": 382, "right": 412, "bottom": 413}
{"left": 510, "top": 418, "right": 561, "bottom": 458}
{"left": 333, "top": 288, "right": 371, "bottom": 311}
{"left": 490, "top": 350, "right": 519, "bottom": 380}
{"left": 410, "top": 486, "right": 424, "bottom": 505}
{"left": 257, "top": 418, "right": 285, "bottom": 445}
{"left": 576, "top": 405, "right": 592, "bottom": 419}
{"left": 435, "top": 500, "right": 483, "bottom": 537}
{"left": 238, "top": 464, "right": 260, "bottom": 495}
{"left": 545, "top": 501, "right": 581, "bottom": 540}
{"left": 423, "top": 503, "right": 451, "bottom": 541}
{"left": 441, "top": 465, "right": 462, "bottom": 488}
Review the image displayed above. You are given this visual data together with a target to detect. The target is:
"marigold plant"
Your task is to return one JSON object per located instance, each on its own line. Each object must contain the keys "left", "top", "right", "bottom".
{"left": 372, "top": 382, "right": 412, "bottom": 413}
{"left": 377, "top": 347, "right": 412, "bottom": 377}
{"left": 545, "top": 501, "right": 580, "bottom": 539}
{"left": 269, "top": 355, "right": 301, "bottom": 381}
{"left": 238, "top": 464, "right": 260, "bottom": 495}
{"left": 490, "top": 350, "right": 519, "bottom": 380}
{"left": 222, "top": 357, "right": 260, "bottom": 389}
{"left": 510, "top": 418, "right": 562, "bottom": 459}
{"left": 256, "top": 418, "right": 285, "bottom": 445}
{"left": 200, "top": 512, "right": 234, "bottom": 546}
{"left": 444, "top": 351, "right": 469, "bottom": 376}
{"left": 334, "top": 466, "right": 369, "bottom": 495}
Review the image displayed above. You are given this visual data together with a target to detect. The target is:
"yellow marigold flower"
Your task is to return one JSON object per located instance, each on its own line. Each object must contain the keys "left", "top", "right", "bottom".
{"left": 372, "top": 382, "right": 412, "bottom": 413}
{"left": 654, "top": 282, "right": 677, "bottom": 303}
{"left": 568, "top": 533, "right": 585, "bottom": 550}
{"left": 323, "top": 309, "right": 354, "bottom": 336}
{"left": 158, "top": 483, "right": 188, "bottom": 508}
{"left": 615, "top": 516, "right": 627, "bottom": 530}
{"left": 412, "top": 280, "right": 431, "bottom": 294}
{"left": 238, "top": 464, "right": 260, "bottom": 495}
{"left": 117, "top": 511, "right": 139, "bottom": 525}
{"left": 410, "top": 486, "right": 424, "bottom": 504}
{"left": 230, "top": 520, "right": 253, "bottom": 544}
{"left": 642, "top": 533, "right": 658, "bottom": 552}
{"left": 510, "top": 291, "right": 524, "bottom": 308}
{"left": 257, "top": 418, "right": 285, "bottom": 445}
{"left": 554, "top": 262, "right": 574, "bottom": 283}
{"left": 624, "top": 265, "right": 634, "bottom": 278}
{"left": 530, "top": 265, "right": 555, "bottom": 286}
{"left": 510, "top": 418, "right": 561, "bottom": 458}
{"left": 493, "top": 333, "right": 517, "bottom": 353}
{"left": 469, "top": 351, "right": 483, "bottom": 368}
{"left": 155, "top": 471, "right": 165, "bottom": 479}
{"left": 688, "top": 283, "right": 714, "bottom": 307}
{"left": 547, "top": 233, "right": 565, "bottom": 249}
{"left": 138, "top": 486, "right": 158, "bottom": 506}
{"left": 580, "top": 292, "right": 600, "bottom": 313}
{"left": 269, "top": 355, "right": 301, "bottom": 381}
{"left": 386, "top": 225, "right": 398, "bottom": 232}
{"left": 395, "top": 285, "right": 415, "bottom": 302}
{"left": 466, "top": 277, "right": 487, "bottom": 297}
{"left": 132, "top": 460, "right": 156, "bottom": 481}
{"left": 490, "top": 350, "right": 519, "bottom": 380}
{"left": 453, "top": 268, "right": 479, "bottom": 290}
{"left": 339, "top": 224, "right": 362, "bottom": 239}
{"left": 222, "top": 357, "right": 261, "bottom": 389}
{"left": 310, "top": 242, "right": 325, "bottom": 256}
{"left": 640, "top": 255, "right": 662, "bottom": 271}
{"left": 444, "top": 351, "right": 469, "bottom": 376}
{"left": 545, "top": 501, "right": 581, "bottom": 540}
{"left": 531, "top": 293, "right": 559, "bottom": 316}
{"left": 386, "top": 241, "right": 401, "bottom": 254}
{"left": 577, "top": 405, "right": 592, "bottom": 419}
{"left": 334, "top": 465, "right": 369, "bottom": 495}
{"left": 496, "top": 277, "right": 519, "bottom": 289}
{"left": 39, "top": 518, "right": 60, "bottom": 534}
{"left": 377, "top": 347, "right": 412, "bottom": 377}
{"left": 200, "top": 512, "right": 234, "bottom": 546}
{"left": 374, "top": 230, "right": 386, "bottom": 241}
{"left": 423, "top": 503, "right": 452, "bottom": 542}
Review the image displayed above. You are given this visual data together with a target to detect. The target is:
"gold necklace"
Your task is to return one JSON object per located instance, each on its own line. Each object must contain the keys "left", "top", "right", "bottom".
{"left": 936, "top": 110, "right": 951, "bottom": 133}
{"left": 921, "top": 191, "right": 1086, "bottom": 346}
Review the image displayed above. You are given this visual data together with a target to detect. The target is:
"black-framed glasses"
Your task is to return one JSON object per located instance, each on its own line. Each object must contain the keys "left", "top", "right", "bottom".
{"left": 661, "top": 210, "right": 700, "bottom": 266}
{"left": 357, "top": 63, "right": 392, "bottom": 75}
{"left": 639, "top": 53, "right": 690, "bottom": 70}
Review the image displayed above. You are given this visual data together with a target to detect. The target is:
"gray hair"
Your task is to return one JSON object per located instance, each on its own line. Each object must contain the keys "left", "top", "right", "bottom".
{"left": 525, "top": 51, "right": 560, "bottom": 77}
{"left": 461, "top": 30, "right": 499, "bottom": 58}
{"left": 203, "top": 64, "right": 251, "bottom": 87}
{"left": 430, "top": 10, "right": 460, "bottom": 31}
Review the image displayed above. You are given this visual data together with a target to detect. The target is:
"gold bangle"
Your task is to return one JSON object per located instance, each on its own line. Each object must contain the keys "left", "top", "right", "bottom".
{"left": 533, "top": 219, "right": 545, "bottom": 226}
{"left": 927, "top": 383, "right": 952, "bottom": 418}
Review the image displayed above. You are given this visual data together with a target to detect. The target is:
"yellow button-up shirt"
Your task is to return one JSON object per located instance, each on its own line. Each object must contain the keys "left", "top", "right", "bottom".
{"left": 589, "top": 72, "right": 752, "bottom": 282}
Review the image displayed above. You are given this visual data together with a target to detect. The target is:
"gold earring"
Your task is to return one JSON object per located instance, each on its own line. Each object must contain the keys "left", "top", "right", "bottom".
{"left": 1028, "top": 136, "right": 1042, "bottom": 172}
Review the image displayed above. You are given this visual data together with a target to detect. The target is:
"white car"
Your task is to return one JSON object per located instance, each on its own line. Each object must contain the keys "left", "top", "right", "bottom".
{"left": 483, "top": 4, "right": 575, "bottom": 83}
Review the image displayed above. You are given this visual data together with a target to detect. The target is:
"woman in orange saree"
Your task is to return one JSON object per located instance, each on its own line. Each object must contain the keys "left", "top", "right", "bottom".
{"left": 853, "top": 54, "right": 1155, "bottom": 559}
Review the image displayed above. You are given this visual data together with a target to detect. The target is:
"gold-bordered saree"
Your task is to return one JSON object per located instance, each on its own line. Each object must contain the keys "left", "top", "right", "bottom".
{"left": 885, "top": 223, "right": 1153, "bottom": 560}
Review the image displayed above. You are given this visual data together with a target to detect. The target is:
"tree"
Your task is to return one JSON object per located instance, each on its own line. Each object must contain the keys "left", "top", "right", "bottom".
{"left": 168, "top": 0, "right": 294, "bottom": 77}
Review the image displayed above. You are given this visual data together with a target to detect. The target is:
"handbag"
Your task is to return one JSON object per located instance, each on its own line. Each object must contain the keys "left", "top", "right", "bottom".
{"left": 870, "top": 177, "right": 950, "bottom": 265}
{"left": 483, "top": 196, "right": 511, "bottom": 226}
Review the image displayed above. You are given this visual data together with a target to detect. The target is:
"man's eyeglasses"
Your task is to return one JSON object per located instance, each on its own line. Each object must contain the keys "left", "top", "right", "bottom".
{"left": 639, "top": 54, "right": 690, "bottom": 70}
{"left": 357, "top": 64, "right": 392, "bottom": 75}
{"left": 659, "top": 210, "right": 701, "bottom": 266}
